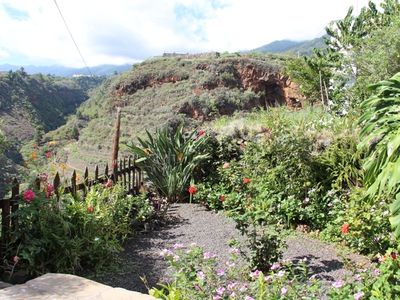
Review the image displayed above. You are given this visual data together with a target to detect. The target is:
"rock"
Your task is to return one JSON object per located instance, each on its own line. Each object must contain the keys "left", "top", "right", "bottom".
{"left": 0, "top": 273, "right": 156, "bottom": 300}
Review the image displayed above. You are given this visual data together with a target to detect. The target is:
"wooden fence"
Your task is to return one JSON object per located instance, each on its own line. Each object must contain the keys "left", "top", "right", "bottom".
{"left": 0, "top": 156, "right": 142, "bottom": 260}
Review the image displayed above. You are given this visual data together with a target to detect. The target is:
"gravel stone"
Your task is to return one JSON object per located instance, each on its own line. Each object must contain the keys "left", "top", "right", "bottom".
{"left": 90, "top": 203, "right": 369, "bottom": 294}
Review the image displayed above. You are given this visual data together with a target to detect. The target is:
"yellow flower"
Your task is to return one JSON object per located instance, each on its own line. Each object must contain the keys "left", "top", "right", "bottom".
{"left": 144, "top": 148, "right": 152, "bottom": 156}
{"left": 48, "top": 141, "right": 57, "bottom": 146}
{"left": 76, "top": 174, "right": 81, "bottom": 182}
{"left": 60, "top": 163, "right": 67, "bottom": 171}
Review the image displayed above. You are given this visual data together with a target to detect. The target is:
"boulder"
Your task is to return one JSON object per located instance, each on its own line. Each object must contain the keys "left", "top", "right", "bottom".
{"left": 0, "top": 273, "right": 156, "bottom": 300}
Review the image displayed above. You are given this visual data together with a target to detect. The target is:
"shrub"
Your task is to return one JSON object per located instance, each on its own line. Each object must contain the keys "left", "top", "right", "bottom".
{"left": 127, "top": 126, "right": 210, "bottom": 206}
{"left": 6, "top": 180, "right": 151, "bottom": 277}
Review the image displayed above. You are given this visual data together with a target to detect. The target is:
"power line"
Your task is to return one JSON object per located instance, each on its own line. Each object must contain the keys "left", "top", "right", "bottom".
{"left": 53, "top": 0, "right": 93, "bottom": 76}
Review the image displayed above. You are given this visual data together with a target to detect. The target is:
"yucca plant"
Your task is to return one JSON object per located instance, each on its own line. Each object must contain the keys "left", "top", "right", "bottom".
{"left": 127, "top": 126, "right": 209, "bottom": 208}
{"left": 359, "top": 72, "right": 400, "bottom": 237}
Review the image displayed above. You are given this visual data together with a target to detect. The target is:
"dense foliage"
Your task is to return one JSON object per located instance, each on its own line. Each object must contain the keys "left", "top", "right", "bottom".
{"left": 5, "top": 180, "right": 153, "bottom": 278}
{"left": 127, "top": 127, "right": 209, "bottom": 206}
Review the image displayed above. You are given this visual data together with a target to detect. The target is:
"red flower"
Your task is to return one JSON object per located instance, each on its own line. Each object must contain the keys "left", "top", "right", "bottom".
{"left": 23, "top": 189, "right": 35, "bottom": 203}
{"left": 243, "top": 178, "right": 251, "bottom": 184}
{"left": 220, "top": 195, "right": 226, "bottom": 202}
{"left": 391, "top": 252, "right": 397, "bottom": 260}
{"left": 104, "top": 179, "right": 113, "bottom": 188}
{"left": 46, "top": 184, "right": 54, "bottom": 198}
{"left": 45, "top": 152, "right": 52, "bottom": 159}
{"left": 341, "top": 223, "right": 350, "bottom": 234}
{"left": 188, "top": 185, "right": 197, "bottom": 195}
{"left": 198, "top": 130, "right": 205, "bottom": 137}
{"left": 87, "top": 205, "right": 94, "bottom": 213}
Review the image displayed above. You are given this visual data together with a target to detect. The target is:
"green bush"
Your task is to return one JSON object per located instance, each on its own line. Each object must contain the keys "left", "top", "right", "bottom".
{"left": 127, "top": 126, "right": 210, "bottom": 206}
{"left": 6, "top": 180, "right": 152, "bottom": 277}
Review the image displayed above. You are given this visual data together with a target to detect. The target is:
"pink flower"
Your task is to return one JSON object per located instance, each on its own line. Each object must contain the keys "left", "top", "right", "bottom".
{"left": 216, "top": 287, "right": 225, "bottom": 295}
{"left": 45, "top": 151, "right": 52, "bottom": 159}
{"left": 230, "top": 248, "right": 240, "bottom": 255}
{"left": 159, "top": 249, "right": 173, "bottom": 257}
{"left": 23, "top": 189, "right": 35, "bottom": 203}
{"left": 217, "top": 269, "right": 225, "bottom": 276}
{"left": 204, "top": 252, "right": 216, "bottom": 259}
{"left": 277, "top": 270, "right": 286, "bottom": 277}
{"left": 172, "top": 243, "right": 184, "bottom": 249}
{"left": 13, "top": 256, "right": 19, "bottom": 264}
{"left": 373, "top": 269, "right": 380, "bottom": 276}
{"left": 243, "top": 178, "right": 251, "bottom": 184}
{"left": 245, "top": 297, "right": 255, "bottom": 300}
{"left": 46, "top": 184, "right": 54, "bottom": 198}
{"left": 281, "top": 287, "right": 288, "bottom": 296}
{"left": 249, "top": 270, "right": 261, "bottom": 279}
{"left": 197, "top": 271, "right": 205, "bottom": 280}
{"left": 104, "top": 179, "right": 113, "bottom": 188}
{"left": 222, "top": 162, "right": 230, "bottom": 169}
{"left": 354, "top": 291, "right": 364, "bottom": 300}
{"left": 332, "top": 280, "right": 344, "bottom": 288}
{"left": 271, "top": 262, "right": 281, "bottom": 270}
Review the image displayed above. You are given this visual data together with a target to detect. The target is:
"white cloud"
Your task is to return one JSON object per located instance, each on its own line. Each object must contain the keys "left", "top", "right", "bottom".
{"left": 0, "top": 0, "right": 381, "bottom": 67}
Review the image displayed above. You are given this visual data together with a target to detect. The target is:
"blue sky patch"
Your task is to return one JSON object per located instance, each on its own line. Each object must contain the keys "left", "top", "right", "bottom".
{"left": 2, "top": 3, "right": 29, "bottom": 21}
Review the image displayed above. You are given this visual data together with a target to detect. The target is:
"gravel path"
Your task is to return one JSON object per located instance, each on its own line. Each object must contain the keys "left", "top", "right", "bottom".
{"left": 89, "top": 203, "right": 369, "bottom": 293}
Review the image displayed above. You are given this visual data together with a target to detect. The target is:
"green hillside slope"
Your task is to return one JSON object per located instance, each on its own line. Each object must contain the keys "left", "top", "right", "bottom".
{"left": 46, "top": 53, "right": 302, "bottom": 171}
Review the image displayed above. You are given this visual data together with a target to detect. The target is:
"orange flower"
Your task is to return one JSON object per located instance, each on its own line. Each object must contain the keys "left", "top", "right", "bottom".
{"left": 220, "top": 195, "right": 226, "bottom": 202}
{"left": 341, "top": 223, "right": 350, "bottom": 234}
{"left": 243, "top": 178, "right": 251, "bottom": 184}
{"left": 31, "top": 151, "right": 37, "bottom": 160}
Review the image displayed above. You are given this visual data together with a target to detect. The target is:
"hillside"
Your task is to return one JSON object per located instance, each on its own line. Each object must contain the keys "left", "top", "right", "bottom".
{"left": 0, "top": 69, "right": 104, "bottom": 196}
{"left": 252, "top": 37, "right": 326, "bottom": 55}
{"left": 0, "top": 64, "right": 133, "bottom": 77}
{"left": 46, "top": 53, "right": 303, "bottom": 171}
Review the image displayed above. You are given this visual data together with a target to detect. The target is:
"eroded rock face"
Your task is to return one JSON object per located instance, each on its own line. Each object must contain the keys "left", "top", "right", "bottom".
{"left": 0, "top": 273, "right": 156, "bottom": 300}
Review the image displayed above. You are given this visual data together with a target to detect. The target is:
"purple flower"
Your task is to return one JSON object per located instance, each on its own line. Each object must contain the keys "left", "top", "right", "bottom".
{"left": 204, "top": 252, "right": 216, "bottom": 259}
{"left": 213, "top": 296, "right": 222, "bottom": 300}
{"left": 216, "top": 287, "right": 226, "bottom": 296}
{"left": 277, "top": 270, "right": 286, "bottom": 277}
{"left": 332, "top": 280, "right": 344, "bottom": 288}
{"left": 197, "top": 271, "right": 205, "bottom": 280}
{"left": 373, "top": 269, "right": 381, "bottom": 277}
{"left": 249, "top": 270, "right": 261, "bottom": 279}
{"left": 355, "top": 274, "right": 362, "bottom": 281}
{"left": 245, "top": 297, "right": 255, "bottom": 300}
{"left": 230, "top": 292, "right": 236, "bottom": 297}
{"left": 271, "top": 262, "right": 281, "bottom": 270}
{"left": 239, "top": 284, "right": 248, "bottom": 292}
{"left": 281, "top": 287, "right": 288, "bottom": 295}
{"left": 173, "top": 243, "right": 184, "bottom": 249}
{"left": 217, "top": 269, "right": 225, "bottom": 276}
{"left": 264, "top": 275, "right": 273, "bottom": 282}
{"left": 226, "top": 261, "right": 235, "bottom": 268}
{"left": 354, "top": 291, "right": 364, "bottom": 300}
{"left": 227, "top": 282, "right": 237, "bottom": 290}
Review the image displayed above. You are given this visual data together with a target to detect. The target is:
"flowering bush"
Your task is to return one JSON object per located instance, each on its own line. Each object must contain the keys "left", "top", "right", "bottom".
{"left": 150, "top": 244, "right": 323, "bottom": 299}
{"left": 7, "top": 181, "right": 153, "bottom": 277}
{"left": 328, "top": 249, "right": 400, "bottom": 299}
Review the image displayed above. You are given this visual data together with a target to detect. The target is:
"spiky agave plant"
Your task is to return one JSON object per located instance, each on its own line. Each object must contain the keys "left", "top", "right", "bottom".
{"left": 127, "top": 126, "right": 209, "bottom": 208}
{"left": 359, "top": 72, "right": 400, "bottom": 236}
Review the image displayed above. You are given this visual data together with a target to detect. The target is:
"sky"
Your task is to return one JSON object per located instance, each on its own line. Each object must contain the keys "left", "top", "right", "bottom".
{"left": 0, "top": 0, "right": 381, "bottom": 67}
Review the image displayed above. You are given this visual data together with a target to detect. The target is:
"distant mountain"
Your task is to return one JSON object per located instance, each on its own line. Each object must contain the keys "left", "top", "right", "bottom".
{"left": 0, "top": 64, "right": 133, "bottom": 77}
{"left": 252, "top": 37, "right": 326, "bottom": 55}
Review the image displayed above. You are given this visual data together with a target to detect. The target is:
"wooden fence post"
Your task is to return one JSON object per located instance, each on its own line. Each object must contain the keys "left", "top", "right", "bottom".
{"left": 83, "top": 167, "right": 89, "bottom": 196}
{"left": 111, "top": 107, "right": 121, "bottom": 183}
{"left": 94, "top": 165, "right": 99, "bottom": 183}
{"left": 53, "top": 172, "right": 60, "bottom": 201}
{"left": 128, "top": 156, "right": 132, "bottom": 193}
{"left": 71, "top": 170, "right": 77, "bottom": 197}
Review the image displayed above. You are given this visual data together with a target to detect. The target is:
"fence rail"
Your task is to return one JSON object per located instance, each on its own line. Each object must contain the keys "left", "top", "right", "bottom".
{"left": 0, "top": 156, "right": 142, "bottom": 260}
